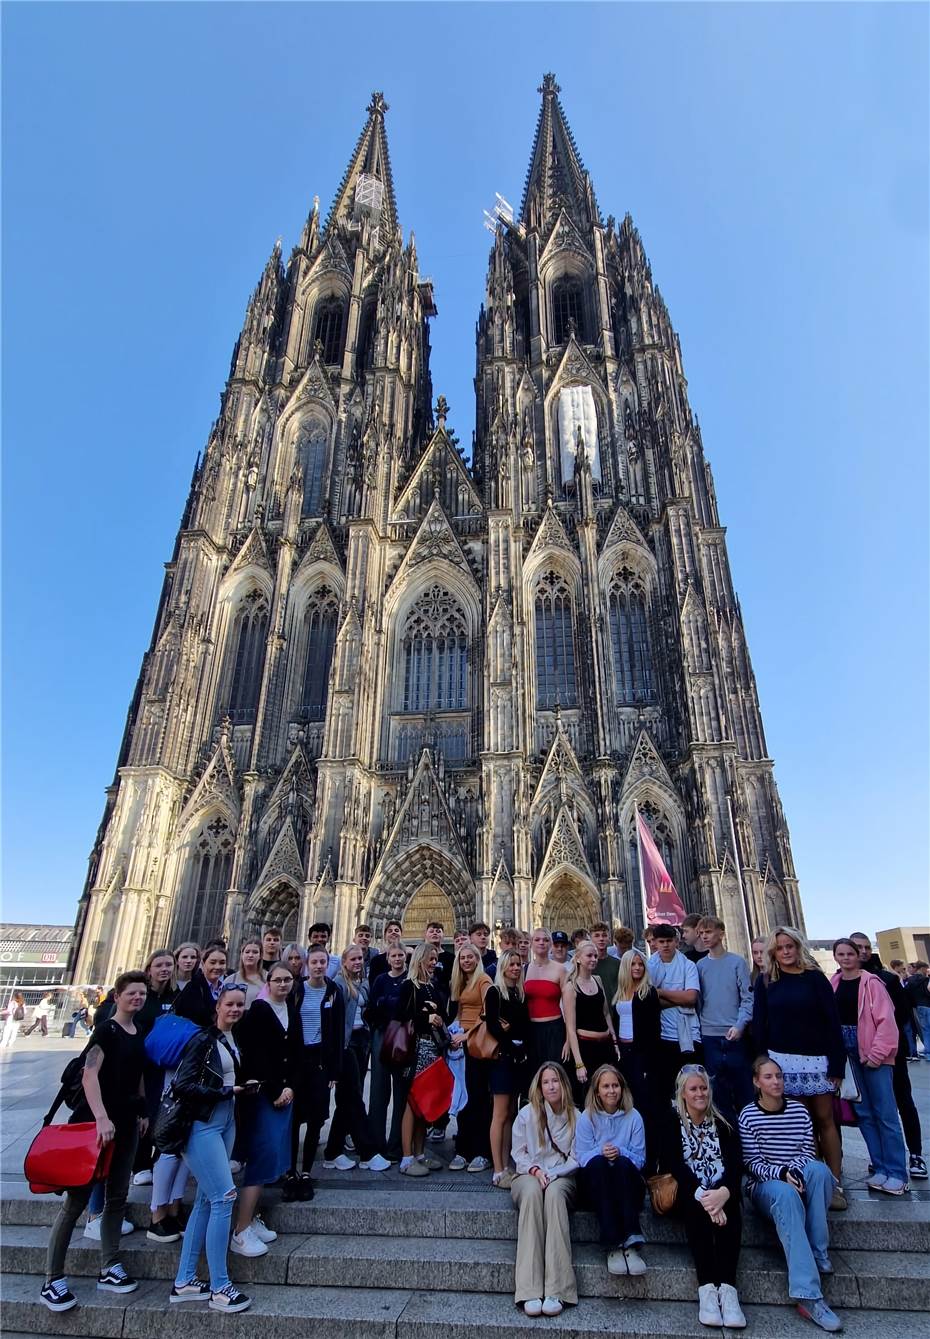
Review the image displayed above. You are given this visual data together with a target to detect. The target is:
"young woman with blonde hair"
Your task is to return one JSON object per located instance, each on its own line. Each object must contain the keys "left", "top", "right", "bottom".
{"left": 563, "top": 940, "right": 618, "bottom": 1101}
{"left": 509, "top": 1062, "right": 580, "bottom": 1317}
{"left": 398, "top": 942, "right": 447, "bottom": 1177}
{"left": 524, "top": 928, "right": 567, "bottom": 1071}
{"left": 223, "top": 939, "right": 266, "bottom": 1009}
{"left": 574, "top": 1063, "right": 647, "bottom": 1278}
{"left": 612, "top": 947, "right": 661, "bottom": 1148}
{"left": 172, "top": 942, "right": 200, "bottom": 990}
{"left": 753, "top": 926, "right": 845, "bottom": 1204}
{"left": 659, "top": 1065, "right": 745, "bottom": 1328}
{"left": 448, "top": 943, "right": 493, "bottom": 1172}
{"left": 484, "top": 949, "right": 531, "bottom": 1186}
{"left": 322, "top": 946, "right": 388, "bottom": 1171}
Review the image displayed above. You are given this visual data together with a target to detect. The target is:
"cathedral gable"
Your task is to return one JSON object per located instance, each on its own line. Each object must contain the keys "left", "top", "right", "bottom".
{"left": 386, "top": 498, "right": 477, "bottom": 595}
{"left": 621, "top": 729, "right": 676, "bottom": 798}
{"left": 549, "top": 335, "right": 601, "bottom": 395}
{"left": 305, "top": 232, "right": 352, "bottom": 283}
{"left": 526, "top": 502, "right": 575, "bottom": 563}
{"left": 532, "top": 723, "right": 585, "bottom": 810}
{"left": 373, "top": 748, "right": 471, "bottom": 877}
{"left": 179, "top": 731, "right": 241, "bottom": 829}
{"left": 261, "top": 745, "right": 315, "bottom": 830}
{"left": 539, "top": 207, "right": 594, "bottom": 270}
{"left": 295, "top": 521, "right": 344, "bottom": 576}
{"left": 393, "top": 427, "right": 482, "bottom": 520}
{"left": 600, "top": 501, "right": 651, "bottom": 556}
{"left": 279, "top": 355, "right": 337, "bottom": 421}
{"left": 538, "top": 804, "right": 595, "bottom": 885}
{"left": 254, "top": 818, "right": 305, "bottom": 893}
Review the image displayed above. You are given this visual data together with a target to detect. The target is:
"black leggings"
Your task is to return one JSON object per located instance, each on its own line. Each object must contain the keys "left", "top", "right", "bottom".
{"left": 324, "top": 1033, "right": 376, "bottom": 1162}
{"left": 674, "top": 1191, "right": 742, "bottom": 1286}
{"left": 292, "top": 1046, "right": 332, "bottom": 1172}
{"left": 455, "top": 1054, "right": 492, "bottom": 1160}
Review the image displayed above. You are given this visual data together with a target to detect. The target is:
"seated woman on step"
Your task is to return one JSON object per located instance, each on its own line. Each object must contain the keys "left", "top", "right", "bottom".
{"left": 575, "top": 1063, "right": 648, "bottom": 1279}
{"left": 739, "top": 1056, "right": 842, "bottom": 1334}
{"left": 510, "top": 1062, "right": 580, "bottom": 1318}
{"left": 658, "top": 1065, "right": 745, "bottom": 1329}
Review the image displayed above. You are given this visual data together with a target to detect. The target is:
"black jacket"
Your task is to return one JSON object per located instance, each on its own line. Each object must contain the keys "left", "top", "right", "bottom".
{"left": 172, "top": 1026, "right": 240, "bottom": 1124}
{"left": 291, "top": 976, "right": 344, "bottom": 1081}
{"left": 616, "top": 989, "right": 662, "bottom": 1057}
{"left": 174, "top": 970, "right": 219, "bottom": 1029}
{"left": 657, "top": 1107, "right": 743, "bottom": 1205}
{"left": 235, "top": 997, "right": 302, "bottom": 1103}
{"left": 484, "top": 985, "right": 530, "bottom": 1059}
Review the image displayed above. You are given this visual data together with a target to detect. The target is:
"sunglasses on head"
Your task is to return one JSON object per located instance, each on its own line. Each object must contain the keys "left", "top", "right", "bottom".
{"left": 218, "top": 983, "right": 246, "bottom": 996}
{"left": 680, "top": 1064, "right": 707, "bottom": 1076}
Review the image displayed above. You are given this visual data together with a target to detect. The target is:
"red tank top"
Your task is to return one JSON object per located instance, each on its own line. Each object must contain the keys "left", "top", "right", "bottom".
{"left": 525, "top": 976, "right": 563, "bottom": 1020}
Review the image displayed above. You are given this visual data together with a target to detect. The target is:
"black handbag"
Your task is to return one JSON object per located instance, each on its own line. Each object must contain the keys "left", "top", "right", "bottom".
{"left": 152, "top": 1085, "right": 194, "bottom": 1156}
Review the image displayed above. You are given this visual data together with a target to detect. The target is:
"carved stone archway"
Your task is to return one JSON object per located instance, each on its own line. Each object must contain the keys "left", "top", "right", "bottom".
{"left": 365, "top": 843, "right": 475, "bottom": 939}
{"left": 246, "top": 879, "right": 300, "bottom": 942}
{"left": 401, "top": 880, "right": 457, "bottom": 940}
{"left": 537, "top": 871, "right": 600, "bottom": 935}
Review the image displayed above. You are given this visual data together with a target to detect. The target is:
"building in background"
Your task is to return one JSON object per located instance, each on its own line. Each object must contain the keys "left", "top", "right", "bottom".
{"left": 72, "top": 78, "right": 801, "bottom": 983}
{"left": 877, "top": 927, "right": 930, "bottom": 966}
{"left": 0, "top": 925, "right": 73, "bottom": 988}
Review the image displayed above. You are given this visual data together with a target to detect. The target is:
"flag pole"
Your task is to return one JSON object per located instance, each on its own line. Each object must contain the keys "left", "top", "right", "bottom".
{"left": 634, "top": 804, "right": 649, "bottom": 938}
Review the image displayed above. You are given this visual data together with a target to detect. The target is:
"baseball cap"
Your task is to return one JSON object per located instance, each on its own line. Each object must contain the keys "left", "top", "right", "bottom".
{"left": 551, "top": 931, "right": 570, "bottom": 945}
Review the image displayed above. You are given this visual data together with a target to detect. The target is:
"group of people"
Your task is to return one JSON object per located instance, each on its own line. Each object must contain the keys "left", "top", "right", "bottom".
{"left": 37, "top": 914, "right": 926, "bottom": 1331}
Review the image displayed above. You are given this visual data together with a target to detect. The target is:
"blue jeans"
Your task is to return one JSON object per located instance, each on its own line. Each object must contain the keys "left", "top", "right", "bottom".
{"left": 747, "top": 1159, "right": 834, "bottom": 1300}
{"left": 915, "top": 1006, "right": 930, "bottom": 1059}
{"left": 903, "top": 1021, "right": 918, "bottom": 1060}
{"left": 701, "top": 1035, "right": 754, "bottom": 1123}
{"left": 175, "top": 1098, "right": 236, "bottom": 1291}
{"left": 846, "top": 1050, "right": 908, "bottom": 1182}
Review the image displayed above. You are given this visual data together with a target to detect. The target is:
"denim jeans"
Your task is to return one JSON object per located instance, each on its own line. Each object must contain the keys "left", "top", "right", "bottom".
{"left": 903, "top": 1021, "right": 918, "bottom": 1060}
{"left": 915, "top": 1006, "right": 930, "bottom": 1059}
{"left": 846, "top": 1050, "right": 908, "bottom": 1182}
{"left": 747, "top": 1158, "right": 834, "bottom": 1300}
{"left": 175, "top": 1098, "right": 236, "bottom": 1291}
{"left": 701, "top": 1035, "right": 754, "bottom": 1124}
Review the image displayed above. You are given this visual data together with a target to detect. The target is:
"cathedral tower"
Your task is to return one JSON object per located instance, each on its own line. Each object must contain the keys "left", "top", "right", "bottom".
{"left": 74, "top": 81, "right": 800, "bottom": 981}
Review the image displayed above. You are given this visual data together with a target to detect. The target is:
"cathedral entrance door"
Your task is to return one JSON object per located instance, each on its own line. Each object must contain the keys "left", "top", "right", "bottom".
{"left": 539, "top": 873, "right": 600, "bottom": 935}
{"left": 402, "top": 880, "right": 456, "bottom": 940}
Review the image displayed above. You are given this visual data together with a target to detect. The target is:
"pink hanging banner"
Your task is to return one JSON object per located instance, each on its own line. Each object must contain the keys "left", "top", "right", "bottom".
{"left": 637, "top": 812, "right": 687, "bottom": 926}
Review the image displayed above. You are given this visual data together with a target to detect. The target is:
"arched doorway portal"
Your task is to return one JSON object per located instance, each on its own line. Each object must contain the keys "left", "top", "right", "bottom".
{"left": 402, "top": 880, "right": 456, "bottom": 940}
{"left": 247, "top": 880, "right": 299, "bottom": 942}
{"left": 537, "top": 872, "right": 600, "bottom": 935}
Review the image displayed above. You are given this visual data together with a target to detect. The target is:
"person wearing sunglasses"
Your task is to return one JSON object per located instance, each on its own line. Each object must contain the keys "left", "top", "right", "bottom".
{"left": 658, "top": 1065, "right": 745, "bottom": 1329}
{"left": 230, "top": 966, "right": 301, "bottom": 1257}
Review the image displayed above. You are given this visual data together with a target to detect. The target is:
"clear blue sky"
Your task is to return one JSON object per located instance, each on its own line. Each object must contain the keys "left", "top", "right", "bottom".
{"left": 3, "top": 3, "right": 927, "bottom": 940}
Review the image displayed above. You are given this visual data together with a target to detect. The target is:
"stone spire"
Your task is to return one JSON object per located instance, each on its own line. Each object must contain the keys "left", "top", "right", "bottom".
{"left": 324, "top": 90, "right": 398, "bottom": 235}
{"left": 520, "top": 73, "right": 599, "bottom": 232}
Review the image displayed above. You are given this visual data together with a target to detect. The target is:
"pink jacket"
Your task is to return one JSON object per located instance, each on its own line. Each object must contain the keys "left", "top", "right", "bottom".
{"left": 831, "top": 971, "right": 898, "bottom": 1066}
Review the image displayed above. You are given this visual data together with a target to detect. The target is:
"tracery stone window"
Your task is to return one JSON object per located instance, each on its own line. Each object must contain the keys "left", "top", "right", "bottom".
{"left": 608, "top": 567, "right": 654, "bottom": 704}
{"left": 176, "top": 816, "right": 235, "bottom": 945}
{"left": 312, "top": 297, "right": 345, "bottom": 365}
{"left": 299, "top": 586, "right": 339, "bottom": 721}
{"left": 534, "top": 570, "right": 577, "bottom": 708}
{"left": 224, "top": 589, "right": 269, "bottom": 724}
{"left": 402, "top": 585, "right": 468, "bottom": 712}
{"left": 552, "top": 277, "right": 585, "bottom": 344}
{"left": 298, "top": 421, "right": 328, "bottom": 517}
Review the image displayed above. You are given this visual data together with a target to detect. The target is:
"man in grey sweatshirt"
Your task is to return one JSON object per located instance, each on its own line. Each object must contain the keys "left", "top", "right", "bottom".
{"left": 696, "top": 917, "right": 754, "bottom": 1122}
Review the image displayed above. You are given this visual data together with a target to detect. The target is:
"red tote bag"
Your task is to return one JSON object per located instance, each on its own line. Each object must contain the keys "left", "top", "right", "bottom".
{"left": 25, "top": 1121, "right": 114, "bottom": 1195}
{"left": 407, "top": 1058, "right": 454, "bottom": 1124}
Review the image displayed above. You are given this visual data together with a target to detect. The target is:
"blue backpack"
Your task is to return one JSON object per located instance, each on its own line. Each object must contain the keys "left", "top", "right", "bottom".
{"left": 145, "top": 1012, "right": 199, "bottom": 1068}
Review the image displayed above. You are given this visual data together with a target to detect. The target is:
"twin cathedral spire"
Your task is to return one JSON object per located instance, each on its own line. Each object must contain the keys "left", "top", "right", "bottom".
{"left": 72, "top": 80, "right": 802, "bottom": 984}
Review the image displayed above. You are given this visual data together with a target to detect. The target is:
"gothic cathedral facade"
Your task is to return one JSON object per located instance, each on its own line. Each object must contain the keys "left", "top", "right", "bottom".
{"left": 73, "top": 78, "right": 802, "bottom": 983}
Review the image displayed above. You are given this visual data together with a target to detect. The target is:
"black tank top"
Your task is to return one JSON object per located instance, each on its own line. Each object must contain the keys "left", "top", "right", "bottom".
{"left": 574, "top": 981, "right": 607, "bottom": 1031}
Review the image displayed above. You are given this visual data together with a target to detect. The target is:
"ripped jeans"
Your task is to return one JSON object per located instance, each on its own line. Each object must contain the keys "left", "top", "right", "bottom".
{"left": 174, "top": 1097, "right": 236, "bottom": 1291}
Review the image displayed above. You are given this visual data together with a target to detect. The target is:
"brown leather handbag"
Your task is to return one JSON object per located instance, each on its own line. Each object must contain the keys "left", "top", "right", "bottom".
{"left": 465, "top": 1014, "right": 500, "bottom": 1061}
{"left": 646, "top": 1172, "right": 678, "bottom": 1215}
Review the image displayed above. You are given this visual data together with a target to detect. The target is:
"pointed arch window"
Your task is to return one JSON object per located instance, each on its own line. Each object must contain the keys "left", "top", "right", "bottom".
{"left": 299, "top": 586, "right": 339, "bottom": 721}
{"left": 176, "top": 816, "right": 235, "bottom": 946}
{"left": 534, "top": 570, "right": 578, "bottom": 708}
{"left": 298, "top": 421, "right": 329, "bottom": 517}
{"left": 552, "top": 277, "right": 585, "bottom": 344}
{"left": 225, "top": 589, "right": 269, "bottom": 724}
{"left": 609, "top": 567, "right": 654, "bottom": 704}
{"left": 402, "top": 585, "right": 468, "bottom": 712}
{"left": 312, "top": 297, "right": 345, "bottom": 365}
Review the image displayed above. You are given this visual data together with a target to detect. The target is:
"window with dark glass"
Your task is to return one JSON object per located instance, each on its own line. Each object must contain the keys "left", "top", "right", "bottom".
{"left": 300, "top": 587, "right": 339, "bottom": 721}
{"left": 225, "top": 589, "right": 269, "bottom": 723}
{"left": 402, "top": 585, "right": 468, "bottom": 712}
{"left": 552, "top": 278, "right": 585, "bottom": 344}
{"left": 609, "top": 568, "right": 654, "bottom": 704}
{"left": 299, "top": 423, "right": 328, "bottom": 516}
{"left": 179, "top": 816, "right": 235, "bottom": 945}
{"left": 312, "top": 297, "right": 345, "bottom": 364}
{"left": 534, "top": 571, "right": 578, "bottom": 708}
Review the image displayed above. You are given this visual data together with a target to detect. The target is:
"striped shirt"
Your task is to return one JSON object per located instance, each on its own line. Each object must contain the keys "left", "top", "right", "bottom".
{"left": 738, "top": 1098, "right": 817, "bottom": 1185}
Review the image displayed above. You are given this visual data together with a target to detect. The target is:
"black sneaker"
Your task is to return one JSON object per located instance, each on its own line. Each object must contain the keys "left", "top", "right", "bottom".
{"left": 298, "top": 1172, "right": 315, "bottom": 1202}
{"left": 40, "top": 1278, "right": 77, "bottom": 1312}
{"left": 97, "top": 1264, "right": 138, "bottom": 1293}
{"left": 281, "top": 1170, "right": 302, "bottom": 1202}
{"left": 170, "top": 1278, "right": 211, "bottom": 1304}
{"left": 910, "top": 1154, "right": 928, "bottom": 1180}
{"left": 209, "top": 1284, "right": 252, "bottom": 1313}
{"left": 147, "top": 1217, "right": 181, "bottom": 1243}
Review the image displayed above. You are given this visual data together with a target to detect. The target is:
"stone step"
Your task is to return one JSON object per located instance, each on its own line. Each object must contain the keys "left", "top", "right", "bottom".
{"left": 3, "top": 1185, "right": 926, "bottom": 1255}
{"left": 2, "top": 1225, "right": 926, "bottom": 1312}
{"left": 4, "top": 1276, "right": 930, "bottom": 1339}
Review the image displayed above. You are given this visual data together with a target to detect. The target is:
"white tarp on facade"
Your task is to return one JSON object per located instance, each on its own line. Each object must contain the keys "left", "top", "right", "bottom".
{"left": 557, "top": 384, "right": 601, "bottom": 482}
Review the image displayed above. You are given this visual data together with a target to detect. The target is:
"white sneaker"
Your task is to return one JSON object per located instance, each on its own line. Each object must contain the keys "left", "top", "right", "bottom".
{"left": 623, "top": 1247, "right": 646, "bottom": 1276}
{"left": 542, "top": 1296, "right": 563, "bottom": 1316}
{"left": 230, "top": 1226, "right": 268, "bottom": 1258}
{"left": 467, "top": 1156, "right": 490, "bottom": 1173}
{"left": 229, "top": 1159, "right": 243, "bottom": 1175}
{"left": 448, "top": 1155, "right": 468, "bottom": 1171}
{"left": 866, "top": 1172, "right": 887, "bottom": 1190}
{"left": 249, "top": 1216, "right": 277, "bottom": 1244}
{"left": 359, "top": 1154, "right": 391, "bottom": 1171}
{"left": 132, "top": 1170, "right": 153, "bottom": 1186}
{"left": 699, "top": 1283, "right": 724, "bottom": 1327}
{"left": 322, "top": 1154, "right": 357, "bottom": 1171}
{"left": 718, "top": 1284, "right": 746, "bottom": 1329}
{"left": 607, "top": 1249, "right": 628, "bottom": 1275}
{"left": 523, "top": 1298, "right": 543, "bottom": 1317}
{"left": 84, "top": 1215, "right": 133, "bottom": 1239}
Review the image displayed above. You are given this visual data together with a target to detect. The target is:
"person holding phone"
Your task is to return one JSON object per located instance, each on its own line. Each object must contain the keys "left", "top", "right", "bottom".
{"left": 231, "top": 965, "right": 301, "bottom": 1256}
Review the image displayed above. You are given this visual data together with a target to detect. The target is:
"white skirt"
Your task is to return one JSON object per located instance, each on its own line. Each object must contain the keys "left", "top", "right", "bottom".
{"left": 768, "top": 1048, "right": 834, "bottom": 1097}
